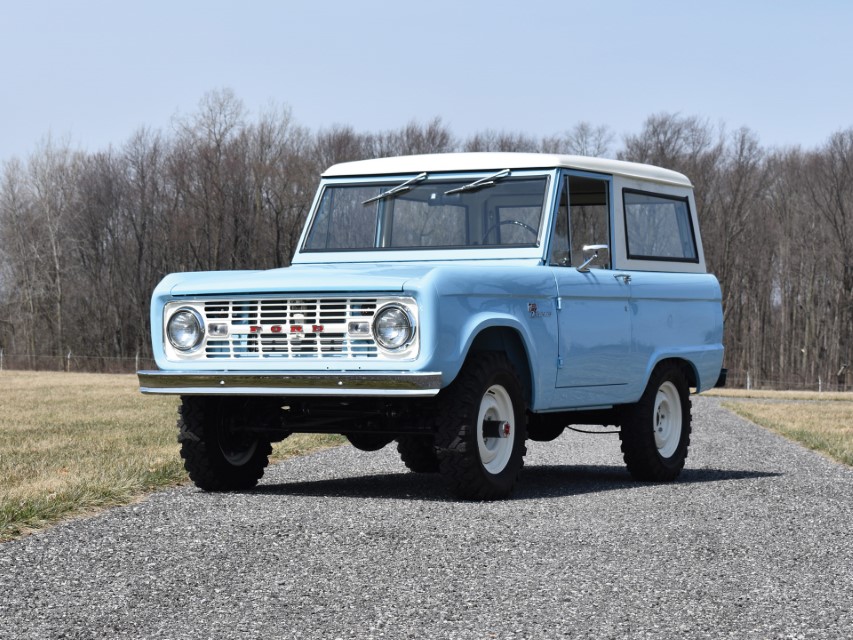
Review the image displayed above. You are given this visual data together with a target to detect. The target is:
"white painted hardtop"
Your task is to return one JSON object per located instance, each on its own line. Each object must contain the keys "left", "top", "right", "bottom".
{"left": 323, "top": 152, "right": 692, "bottom": 188}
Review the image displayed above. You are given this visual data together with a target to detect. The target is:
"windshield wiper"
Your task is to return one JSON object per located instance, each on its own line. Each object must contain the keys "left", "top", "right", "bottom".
{"left": 444, "top": 169, "right": 511, "bottom": 196}
{"left": 362, "top": 172, "right": 428, "bottom": 205}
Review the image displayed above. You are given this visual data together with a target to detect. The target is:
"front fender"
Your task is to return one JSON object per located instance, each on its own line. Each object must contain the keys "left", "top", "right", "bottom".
{"left": 426, "top": 296, "right": 559, "bottom": 409}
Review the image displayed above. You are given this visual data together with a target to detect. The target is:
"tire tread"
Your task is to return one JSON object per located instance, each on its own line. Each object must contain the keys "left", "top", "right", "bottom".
{"left": 178, "top": 397, "right": 273, "bottom": 491}
{"left": 396, "top": 436, "right": 440, "bottom": 473}
{"left": 434, "top": 352, "right": 527, "bottom": 500}
{"left": 619, "top": 363, "right": 691, "bottom": 481}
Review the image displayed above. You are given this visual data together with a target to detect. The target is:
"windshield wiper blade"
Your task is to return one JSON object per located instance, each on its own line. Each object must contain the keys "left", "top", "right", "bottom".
{"left": 444, "top": 169, "right": 511, "bottom": 196}
{"left": 362, "top": 172, "right": 428, "bottom": 205}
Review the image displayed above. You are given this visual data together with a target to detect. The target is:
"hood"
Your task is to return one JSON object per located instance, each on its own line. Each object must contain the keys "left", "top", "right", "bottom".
{"left": 166, "top": 263, "right": 439, "bottom": 296}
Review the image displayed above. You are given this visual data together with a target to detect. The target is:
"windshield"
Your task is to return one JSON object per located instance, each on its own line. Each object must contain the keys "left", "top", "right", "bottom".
{"left": 303, "top": 175, "right": 548, "bottom": 252}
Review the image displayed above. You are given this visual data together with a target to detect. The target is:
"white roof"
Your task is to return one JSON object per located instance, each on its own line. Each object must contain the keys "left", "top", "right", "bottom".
{"left": 323, "top": 152, "right": 692, "bottom": 188}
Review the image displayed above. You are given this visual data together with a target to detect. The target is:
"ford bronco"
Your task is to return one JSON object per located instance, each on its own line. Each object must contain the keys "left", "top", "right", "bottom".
{"left": 138, "top": 153, "right": 725, "bottom": 499}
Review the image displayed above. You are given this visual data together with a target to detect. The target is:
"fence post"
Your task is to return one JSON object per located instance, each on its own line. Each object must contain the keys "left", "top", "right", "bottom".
{"left": 819, "top": 377, "right": 822, "bottom": 393}
{"left": 135, "top": 351, "right": 139, "bottom": 372}
{"left": 0, "top": 349, "right": 3, "bottom": 371}
{"left": 746, "top": 371, "right": 751, "bottom": 390}
{"left": 66, "top": 351, "right": 71, "bottom": 373}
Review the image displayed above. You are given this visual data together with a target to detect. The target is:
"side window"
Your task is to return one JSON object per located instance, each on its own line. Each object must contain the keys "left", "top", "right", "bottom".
{"left": 623, "top": 190, "right": 698, "bottom": 262}
{"left": 569, "top": 176, "right": 610, "bottom": 269}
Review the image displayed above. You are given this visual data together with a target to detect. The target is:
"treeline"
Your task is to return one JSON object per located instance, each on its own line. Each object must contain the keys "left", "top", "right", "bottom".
{"left": 0, "top": 89, "right": 851, "bottom": 388}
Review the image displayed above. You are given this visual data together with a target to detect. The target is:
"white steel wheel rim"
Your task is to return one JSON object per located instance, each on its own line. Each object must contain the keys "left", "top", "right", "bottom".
{"left": 654, "top": 381, "right": 682, "bottom": 458}
{"left": 477, "top": 384, "right": 515, "bottom": 475}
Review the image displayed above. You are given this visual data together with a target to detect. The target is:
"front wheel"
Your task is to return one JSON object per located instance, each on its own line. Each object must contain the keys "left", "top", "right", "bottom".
{"left": 619, "top": 364, "right": 692, "bottom": 481}
{"left": 434, "top": 352, "right": 527, "bottom": 500}
{"left": 178, "top": 397, "right": 276, "bottom": 491}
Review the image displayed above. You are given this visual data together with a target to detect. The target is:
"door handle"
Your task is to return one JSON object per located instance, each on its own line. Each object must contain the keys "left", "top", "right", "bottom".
{"left": 614, "top": 274, "right": 631, "bottom": 284}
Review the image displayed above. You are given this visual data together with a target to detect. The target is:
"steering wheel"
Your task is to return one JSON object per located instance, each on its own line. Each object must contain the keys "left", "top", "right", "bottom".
{"left": 481, "top": 219, "right": 538, "bottom": 244}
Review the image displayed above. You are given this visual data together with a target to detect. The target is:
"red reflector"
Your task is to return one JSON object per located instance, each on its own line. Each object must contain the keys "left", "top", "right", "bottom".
{"left": 312, "top": 324, "right": 324, "bottom": 333}
{"left": 270, "top": 325, "right": 282, "bottom": 333}
{"left": 290, "top": 325, "right": 303, "bottom": 333}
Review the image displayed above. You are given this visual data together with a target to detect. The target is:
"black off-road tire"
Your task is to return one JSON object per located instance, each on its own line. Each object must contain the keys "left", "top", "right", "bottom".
{"left": 619, "top": 363, "right": 692, "bottom": 481}
{"left": 178, "top": 396, "right": 276, "bottom": 491}
{"left": 396, "top": 435, "right": 439, "bottom": 473}
{"left": 434, "top": 352, "right": 527, "bottom": 500}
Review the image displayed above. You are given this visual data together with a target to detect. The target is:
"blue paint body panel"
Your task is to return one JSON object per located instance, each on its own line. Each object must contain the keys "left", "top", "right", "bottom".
{"left": 149, "top": 260, "right": 723, "bottom": 410}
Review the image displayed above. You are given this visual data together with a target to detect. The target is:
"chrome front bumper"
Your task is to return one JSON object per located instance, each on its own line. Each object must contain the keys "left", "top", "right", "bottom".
{"left": 137, "top": 370, "right": 443, "bottom": 397}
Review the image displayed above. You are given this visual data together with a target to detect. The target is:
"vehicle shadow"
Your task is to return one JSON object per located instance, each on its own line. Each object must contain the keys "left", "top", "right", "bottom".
{"left": 250, "top": 465, "right": 781, "bottom": 502}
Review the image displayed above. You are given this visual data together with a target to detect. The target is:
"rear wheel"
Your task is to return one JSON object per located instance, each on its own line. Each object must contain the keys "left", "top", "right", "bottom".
{"left": 619, "top": 364, "right": 691, "bottom": 481}
{"left": 178, "top": 397, "right": 276, "bottom": 491}
{"left": 435, "top": 352, "right": 527, "bottom": 500}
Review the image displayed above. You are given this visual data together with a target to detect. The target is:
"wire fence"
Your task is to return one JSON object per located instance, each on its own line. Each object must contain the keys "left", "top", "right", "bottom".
{"left": 722, "top": 369, "right": 852, "bottom": 393}
{"left": 0, "top": 351, "right": 156, "bottom": 374}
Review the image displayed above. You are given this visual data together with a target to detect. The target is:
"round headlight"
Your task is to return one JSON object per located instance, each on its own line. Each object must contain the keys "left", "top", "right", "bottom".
{"left": 167, "top": 308, "right": 204, "bottom": 351}
{"left": 373, "top": 305, "right": 413, "bottom": 351}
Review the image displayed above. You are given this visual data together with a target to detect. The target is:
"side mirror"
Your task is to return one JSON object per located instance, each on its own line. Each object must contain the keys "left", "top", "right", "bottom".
{"left": 577, "top": 244, "right": 609, "bottom": 272}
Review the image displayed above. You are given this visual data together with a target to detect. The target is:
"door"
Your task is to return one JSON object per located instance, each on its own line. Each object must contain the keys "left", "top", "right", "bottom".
{"left": 549, "top": 173, "right": 632, "bottom": 406}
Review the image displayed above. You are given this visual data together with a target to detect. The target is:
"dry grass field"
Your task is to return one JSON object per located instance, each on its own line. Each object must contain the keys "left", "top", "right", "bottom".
{"left": 0, "top": 371, "right": 343, "bottom": 541}
{"left": 707, "top": 388, "right": 853, "bottom": 467}
{"left": 706, "top": 388, "right": 853, "bottom": 402}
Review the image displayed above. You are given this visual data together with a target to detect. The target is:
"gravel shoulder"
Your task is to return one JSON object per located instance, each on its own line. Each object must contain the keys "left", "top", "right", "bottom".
{"left": 1, "top": 397, "right": 851, "bottom": 639}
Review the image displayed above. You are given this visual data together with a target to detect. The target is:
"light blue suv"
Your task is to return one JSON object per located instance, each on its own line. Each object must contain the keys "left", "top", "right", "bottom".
{"left": 139, "top": 153, "right": 725, "bottom": 500}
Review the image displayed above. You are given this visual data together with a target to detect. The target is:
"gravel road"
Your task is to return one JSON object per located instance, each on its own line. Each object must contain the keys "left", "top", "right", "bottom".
{"left": 1, "top": 397, "right": 851, "bottom": 639}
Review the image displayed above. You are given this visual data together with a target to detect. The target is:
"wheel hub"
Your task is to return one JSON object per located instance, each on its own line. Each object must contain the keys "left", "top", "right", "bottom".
{"left": 482, "top": 419, "right": 511, "bottom": 439}
{"left": 653, "top": 381, "right": 682, "bottom": 458}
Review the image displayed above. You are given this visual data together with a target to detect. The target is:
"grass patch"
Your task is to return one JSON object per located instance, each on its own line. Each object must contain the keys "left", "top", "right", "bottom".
{"left": 0, "top": 371, "right": 343, "bottom": 542}
{"left": 715, "top": 391, "right": 853, "bottom": 467}
{"left": 707, "top": 388, "right": 853, "bottom": 402}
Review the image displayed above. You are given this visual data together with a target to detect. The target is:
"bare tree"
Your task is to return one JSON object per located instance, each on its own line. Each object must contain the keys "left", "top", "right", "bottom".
{"left": 26, "top": 139, "right": 83, "bottom": 358}
{"left": 246, "top": 104, "right": 314, "bottom": 266}
{"left": 542, "top": 122, "right": 614, "bottom": 157}
{"left": 373, "top": 117, "right": 455, "bottom": 157}
{"left": 462, "top": 129, "right": 540, "bottom": 152}
{"left": 171, "top": 88, "right": 249, "bottom": 270}
{"left": 802, "top": 130, "right": 853, "bottom": 376}
{"left": 0, "top": 159, "right": 38, "bottom": 359}
{"left": 312, "top": 124, "right": 371, "bottom": 170}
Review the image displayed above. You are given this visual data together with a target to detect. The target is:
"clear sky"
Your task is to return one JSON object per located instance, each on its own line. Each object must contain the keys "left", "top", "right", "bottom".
{"left": 1, "top": 0, "right": 851, "bottom": 162}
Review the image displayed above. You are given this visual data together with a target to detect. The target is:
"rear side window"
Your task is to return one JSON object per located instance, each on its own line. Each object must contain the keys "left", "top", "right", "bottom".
{"left": 623, "top": 190, "right": 698, "bottom": 262}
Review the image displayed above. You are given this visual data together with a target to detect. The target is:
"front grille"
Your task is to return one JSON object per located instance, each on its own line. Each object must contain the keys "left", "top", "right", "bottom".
{"left": 201, "top": 298, "right": 380, "bottom": 359}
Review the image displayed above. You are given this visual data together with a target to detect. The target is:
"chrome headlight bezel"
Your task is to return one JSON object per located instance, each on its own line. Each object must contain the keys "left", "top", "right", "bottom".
{"left": 372, "top": 304, "right": 416, "bottom": 352}
{"left": 166, "top": 307, "right": 205, "bottom": 352}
